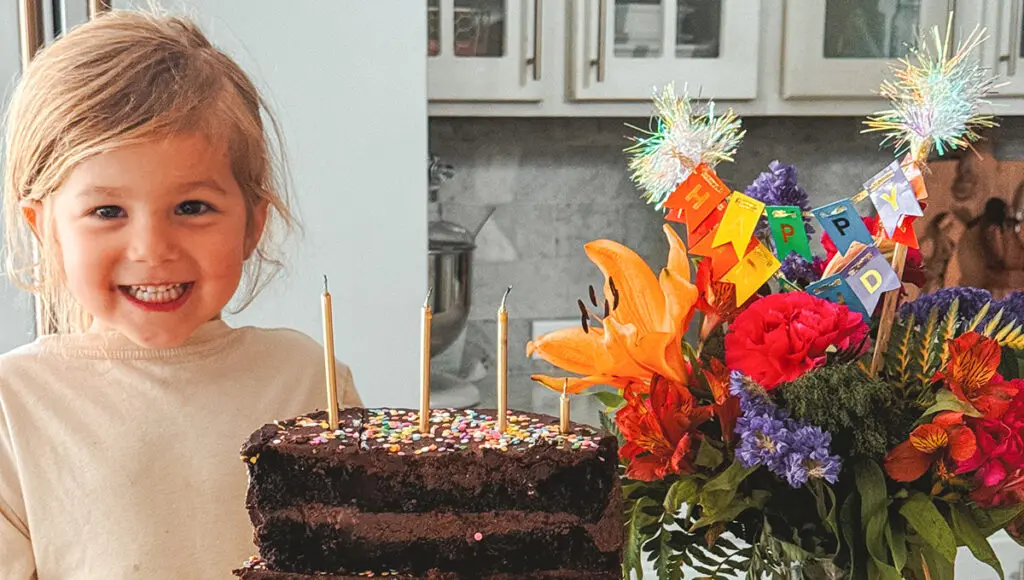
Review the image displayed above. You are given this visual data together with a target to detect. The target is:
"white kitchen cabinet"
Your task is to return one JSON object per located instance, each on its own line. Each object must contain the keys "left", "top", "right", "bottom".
{"left": 0, "top": 1, "right": 39, "bottom": 353}
{"left": 973, "top": 0, "right": 1024, "bottom": 98}
{"left": 782, "top": 0, "right": 954, "bottom": 99}
{"left": 428, "top": 0, "right": 544, "bottom": 101}
{"left": 568, "top": 0, "right": 761, "bottom": 101}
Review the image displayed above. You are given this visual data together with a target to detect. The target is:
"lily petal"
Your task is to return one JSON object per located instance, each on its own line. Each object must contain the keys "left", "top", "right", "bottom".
{"left": 947, "top": 425, "right": 978, "bottom": 463}
{"left": 529, "top": 373, "right": 631, "bottom": 394}
{"left": 585, "top": 239, "right": 665, "bottom": 336}
{"left": 659, "top": 224, "right": 699, "bottom": 332}
{"left": 606, "top": 319, "right": 687, "bottom": 383}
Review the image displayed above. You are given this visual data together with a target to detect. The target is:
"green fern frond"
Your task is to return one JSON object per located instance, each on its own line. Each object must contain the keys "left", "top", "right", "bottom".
{"left": 888, "top": 314, "right": 916, "bottom": 386}
{"left": 914, "top": 307, "right": 941, "bottom": 387}
{"left": 1008, "top": 334, "right": 1024, "bottom": 350}
{"left": 938, "top": 299, "right": 960, "bottom": 369}
{"left": 967, "top": 302, "right": 993, "bottom": 332}
{"left": 983, "top": 308, "right": 1005, "bottom": 336}
{"left": 1003, "top": 326, "right": 1023, "bottom": 345}
{"left": 995, "top": 322, "right": 1018, "bottom": 343}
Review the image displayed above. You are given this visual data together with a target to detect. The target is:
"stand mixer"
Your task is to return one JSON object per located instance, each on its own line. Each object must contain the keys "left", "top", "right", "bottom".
{"left": 427, "top": 155, "right": 492, "bottom": 408}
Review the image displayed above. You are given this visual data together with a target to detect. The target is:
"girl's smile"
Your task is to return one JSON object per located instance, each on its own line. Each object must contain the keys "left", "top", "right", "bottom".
{"left": 119, "top": 282, "right": 194, "bottom": 312}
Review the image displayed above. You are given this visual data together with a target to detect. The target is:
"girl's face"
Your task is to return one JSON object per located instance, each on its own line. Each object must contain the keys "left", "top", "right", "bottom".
{"left": 39, "top": 132, "right": 267, "bottom": 348}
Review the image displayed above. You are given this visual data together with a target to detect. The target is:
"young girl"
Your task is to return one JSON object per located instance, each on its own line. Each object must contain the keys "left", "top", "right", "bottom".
{"left": 0, "top": 11, "right": 361, "bottom": 578}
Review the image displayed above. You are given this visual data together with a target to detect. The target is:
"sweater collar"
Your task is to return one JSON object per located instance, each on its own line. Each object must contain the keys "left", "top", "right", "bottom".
{"left": 35, "top": 319, "right": 236, "bottom": 360}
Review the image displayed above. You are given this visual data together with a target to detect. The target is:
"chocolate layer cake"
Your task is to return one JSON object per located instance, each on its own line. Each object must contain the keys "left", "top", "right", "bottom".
{"left": 235, "top": 408, "right": 621, "bottom": 579}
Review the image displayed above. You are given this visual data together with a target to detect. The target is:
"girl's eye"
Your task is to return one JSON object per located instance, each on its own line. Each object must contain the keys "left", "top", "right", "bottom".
{"left": 91, "top": 205, "right": 126, "bottom": 219}
{"left": 176, "top": 200, "right": 214, "bottom": 216}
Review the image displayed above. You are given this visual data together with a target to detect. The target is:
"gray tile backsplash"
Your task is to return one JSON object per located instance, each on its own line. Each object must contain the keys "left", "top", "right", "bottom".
{"left": 429, "top": 116, "right": 1024, "bottom": 386}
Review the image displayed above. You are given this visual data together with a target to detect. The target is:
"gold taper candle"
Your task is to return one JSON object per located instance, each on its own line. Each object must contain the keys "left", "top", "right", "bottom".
{"left": 322, "top": 276, "right": 339, "bottom": 430}
{"left": 560, "top": 379, "right": 570, "bottom": 434}
{"left": 497, "top": 286, "right": 512, "bottom": 432}
{"left": 419, "top": 288, "right": 433, "bottom": 434}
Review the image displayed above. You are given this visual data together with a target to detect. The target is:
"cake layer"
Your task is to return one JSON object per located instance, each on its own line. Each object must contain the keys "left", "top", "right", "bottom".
{"left": 233, "top": 557, "right": 621, "bottom": 579}
{"left": 242, "top": 408, "right": 618, "bottom": 521}
{"left": 251, "top": 494, "right": 622, "bottom": 577}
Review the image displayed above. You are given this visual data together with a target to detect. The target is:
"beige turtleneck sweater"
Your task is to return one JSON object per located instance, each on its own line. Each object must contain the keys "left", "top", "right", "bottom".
{"left": 0, "top": 320, "right": 361, "bottom": 579}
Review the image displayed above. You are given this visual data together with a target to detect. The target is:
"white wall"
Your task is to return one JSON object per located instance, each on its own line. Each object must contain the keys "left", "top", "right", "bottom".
{"left": 124, "top": 0, "right": 428, "bottom": 408}
{"left": 0, "top": 1, "right": 427, "bottom": 407}
{"left": 0, "top": 0, "right": 38, "bottom": 354}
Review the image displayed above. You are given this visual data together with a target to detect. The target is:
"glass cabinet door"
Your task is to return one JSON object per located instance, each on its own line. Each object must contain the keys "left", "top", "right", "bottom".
{"left": 428, "top": 0, "right": 543, "bottom": 102}
{"left": 980, "top": 0, "right": 1024, "bottom": 97}
{"left": 569, "top": 0, "right": 759, "bottom": 101}
{"left": 783, "top": 0, "right": 951, "bottom": 98}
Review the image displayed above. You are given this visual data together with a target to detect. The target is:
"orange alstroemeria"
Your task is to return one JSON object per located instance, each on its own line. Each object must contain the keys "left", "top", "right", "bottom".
{"left": 616, "top": 374, "right": 714, "bottom": 481}
{"left": 703, "top": 358, "right": 740, "bottom": 443}
{"left": 695, "top": 259, "right": 743, "bottom": 339}
{"left": 884, "top": 412, "right": 977, "bottom": 482}
{"left": 527, "top": 223, "right": 699, "bottom": 393}
{"left": 939, "top": 332, "right": 1019, "bottom": 419}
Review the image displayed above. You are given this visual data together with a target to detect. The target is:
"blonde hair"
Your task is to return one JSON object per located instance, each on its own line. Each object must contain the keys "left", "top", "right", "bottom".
{"left": 2, "top": 10, "right": 295, "bottom": 334}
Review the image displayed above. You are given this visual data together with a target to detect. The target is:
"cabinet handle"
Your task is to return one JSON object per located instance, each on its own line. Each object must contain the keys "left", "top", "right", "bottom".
{"left": 590, "top": 0, "right": 607, "bottom": 82}
{"left": 527, "top": 0, "right": 542, "bottom": 80}
{"left": 87, "top": 0, "right": 112, "bottom": 19}
{"left": 1010, "top": 0, "right": 1023, "bottom": 76}
{"left": 17, "top": 0, "right": 44, "bottom": 71}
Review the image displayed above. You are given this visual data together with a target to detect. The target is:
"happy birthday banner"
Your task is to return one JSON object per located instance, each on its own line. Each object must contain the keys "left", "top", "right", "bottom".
{"left": 663, "top": 156, "right": 927, "bottom": 317}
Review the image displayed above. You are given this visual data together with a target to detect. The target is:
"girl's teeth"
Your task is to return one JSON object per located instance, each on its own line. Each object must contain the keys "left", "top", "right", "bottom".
{"left": 127, "top": 284, "right": 187, "bottom": 303}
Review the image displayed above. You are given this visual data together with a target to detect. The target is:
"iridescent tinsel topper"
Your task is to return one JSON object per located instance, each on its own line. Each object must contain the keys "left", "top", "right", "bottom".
{"left": 863, "top": 17, "right": 1004, "bottom": 163}
{"left": 626, "top": 83, "right": 744, "bottom": 209}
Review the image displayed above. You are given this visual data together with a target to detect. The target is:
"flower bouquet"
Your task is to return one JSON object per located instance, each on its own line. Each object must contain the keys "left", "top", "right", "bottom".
{"left": 527, "top": 20, "right": 1024, "bottom": 580}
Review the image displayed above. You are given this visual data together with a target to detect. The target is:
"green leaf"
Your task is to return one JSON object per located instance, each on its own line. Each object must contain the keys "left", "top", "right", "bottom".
{"left": 921, "top": 389, "right": 982, "bottom": 420}
{"left": 591, "top": 390, "right": 625, "bottom": 411}
{"left": 885, "top": 514, "right": 907, "bottom": 572}
{"left": 598, "top": 410, "right": 623, "bottom": 446}
{"left": 653, "top": 530, "right": 684, "bottom": 580}
{"left": 899, "top": 492, "right": 957, "bottom": 563}
{"left": 694, "top": 438, "right": 724, "bottom": 470}
{"left": 841, "top": 492, "right": 863, "bottom": 580}
{"left": 692, "top": 490, "right": 769, "bottom": 528}
{"left": 663, "top": 477, "right": 699, "bottom": 518}
{"left": 622, "top": 496, "right": 659, "bottom": 578}
{"left": 951, "top": 503, "right": 1004, "bottom": 579}
{"left": 921, "top": 543, "right": 956, "bottom": 580}
{"left": 697, "top": 459, "right": 756, "bottom": 520}
{"left": 973, "top": 502, "right": 1024, "bottom": 537}
{"left": 854, "top": 459, "right": 902, "bottom": 580}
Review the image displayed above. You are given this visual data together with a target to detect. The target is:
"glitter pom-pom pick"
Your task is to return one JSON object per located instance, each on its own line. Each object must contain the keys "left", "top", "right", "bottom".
{"left": 863, "top": 15, "right": 1003, "bottom": 163}
{"left": 626, "top": 83, "right": 744, "bottom": 208}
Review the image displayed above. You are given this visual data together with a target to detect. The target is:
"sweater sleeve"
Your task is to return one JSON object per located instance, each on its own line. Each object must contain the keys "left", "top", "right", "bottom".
{"left": 0, "top": 404, "right": 37, "bottom": 579}
{"left": 338, "top": 361, "right": 363, "bottom": 408}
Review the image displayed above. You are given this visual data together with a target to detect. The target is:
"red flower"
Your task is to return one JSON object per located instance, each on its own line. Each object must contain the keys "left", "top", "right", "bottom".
{"left": 725, "top": 293, "right": 868, "bottom": 390}
{"left": 821, "top": 216, "right": 925, "bottom": 287}
{"left": 703, "top": 358, "right": 741, "bottom": 444}
{"left": 615, "top": 374, "right": 713, "bottom": 481}
{"left": 695, "top": 260, "right": 743, "bottom": 339}
{"left": 885, "top": 412, "right": 977, "bottom": 482}
{"left": 939, "top": 332, "right": 1019, "bottom": 419}
{"left": 960, "top": 384, "right": 1024, "bottom": 506}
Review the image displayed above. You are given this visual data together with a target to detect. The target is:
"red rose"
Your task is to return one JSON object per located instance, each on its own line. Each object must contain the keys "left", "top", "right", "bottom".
{"left": 725, "top": 293, "right": 868, "bottom": 389}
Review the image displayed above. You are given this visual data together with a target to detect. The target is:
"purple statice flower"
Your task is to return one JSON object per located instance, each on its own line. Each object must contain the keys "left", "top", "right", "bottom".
{"left": 731, "top": 372, "right": 842, "bottom": 488}
{"left": 995, "top": 291, "right": 1024, "bottom": 328}
{"left": 736, "top": 414, "right": 791, "bottom": 472}
{"left": 779, "top": 254, "right": 820, "bottom": 286}
{"left": 898, "top": 287, "right": 993, "bottom": 328}
{"left": 782, "top": 426, "right": 842, "bottom": 488}
{"left": 743, "top": 161, "right": 814, "bottom": 237}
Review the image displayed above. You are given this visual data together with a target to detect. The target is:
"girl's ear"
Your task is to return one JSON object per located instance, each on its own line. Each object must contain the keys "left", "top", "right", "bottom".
{"left": 245, "top": 200, "right": 270, "bottom": 259}
{"left": 19, "top": 200, "right": 43, "bottom": 241}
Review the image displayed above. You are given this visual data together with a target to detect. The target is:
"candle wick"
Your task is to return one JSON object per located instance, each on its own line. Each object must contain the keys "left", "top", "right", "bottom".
{"left": 323, "top": 274, "right": 329, "bottom": 294}
{"left": 499, "top": 285, "right": 512, "bottom": 311}
{"left": 424, "top": 287, "right": 433, "bottom": 308}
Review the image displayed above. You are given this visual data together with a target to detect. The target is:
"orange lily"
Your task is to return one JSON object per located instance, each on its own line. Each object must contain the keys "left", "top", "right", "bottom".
{"left": 939, "top": 332, "right": 1019, "bottom": 419}
{"left": 527, "top": 223, "right": 699, "bottom": 393}
{"left": 884, "top": 412, "right": 976, "bottom": 482}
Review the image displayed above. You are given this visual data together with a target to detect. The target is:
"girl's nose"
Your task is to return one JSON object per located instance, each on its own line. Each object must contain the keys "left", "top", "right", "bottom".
{"left": 126, "top": 218, "right": 180, "bottom": 264}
